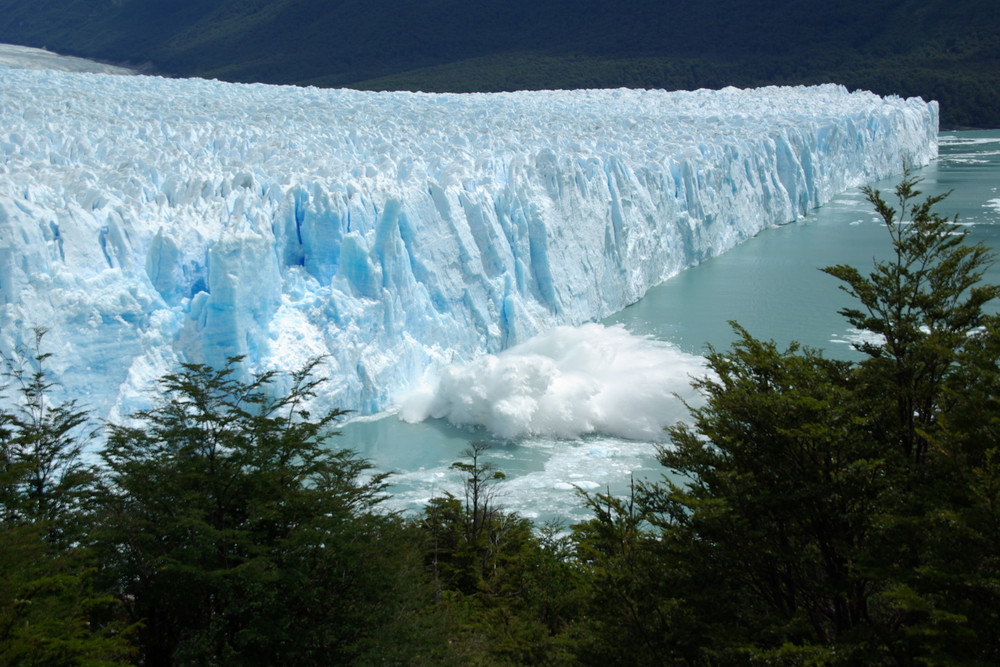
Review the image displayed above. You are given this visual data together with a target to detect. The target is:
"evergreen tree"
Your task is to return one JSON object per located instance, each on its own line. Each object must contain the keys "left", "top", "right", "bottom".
{"left": 0, "top": 329, "right": 98, "bottom": 536}
{"left": 649, "top": 331, "right": 882, "bottom": 663}
{"left": 420, "top": 443, "right": 582, "bottom": 665}
{"left": 0, "top": 330, "right": 133, "bottom": 665}
{"left": 822, "top": 172, "right": 1000, "bottom": 661}
{"left": 571, "top": 482, "right": 709, "bottom": 666}
{"left": 96, "top": 357, "right": 426, "bottom": 665}
{"left": 572, "top": 171, "right": 1000, "bottom": 663}
{"left": 822, "top": 170, "right": 1000, "bottom": 466}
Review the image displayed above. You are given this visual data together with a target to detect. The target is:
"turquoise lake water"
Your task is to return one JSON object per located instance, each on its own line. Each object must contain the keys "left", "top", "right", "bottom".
{"left": 341, "top": 130, "right": 1000, "bottom": 525}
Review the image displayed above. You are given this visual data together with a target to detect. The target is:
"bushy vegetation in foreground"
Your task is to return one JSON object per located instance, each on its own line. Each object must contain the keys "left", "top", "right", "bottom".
{"left": 3, "top": 173, "right": 1000, "bottom": 664}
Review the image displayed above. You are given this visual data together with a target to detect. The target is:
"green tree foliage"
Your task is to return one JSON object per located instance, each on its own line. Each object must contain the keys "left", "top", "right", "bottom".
{"left": 427, "top": 443, "right": 509, "bottom": 594}
{"left": 0, "top": 524, "right": 131, "bottom": 666}
{"left": 96, "top": 357, "right": 425, "bottom": 665}
{"left": 0, "top": 330, "right": 133, "bottom": 665}
{"left": 657, "top": 332, "right": 887, "bottom": 662}
{"left": 420, "top": 443, "right": 582, "bottom": 665}
{"left": 572, "top": 172, "right": 1000, "bottom": 663}
{"left": 823, "top": 172, "right": 1000, "bottom": 466}
{"left": 1, "top": 329, "right": 98, "bottom": 535}
{"left": 570, "top": 483, "right": 711, "bottom": 666}
{"left": 821, "top": 174, "right": 1000, "bottom": 661}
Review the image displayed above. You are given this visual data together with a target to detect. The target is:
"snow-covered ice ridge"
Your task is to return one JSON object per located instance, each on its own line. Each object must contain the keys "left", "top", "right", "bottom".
{"left": 0, "top": 43, "right": 136, "bottom": 75}
{"left": 0, "top": 66, "right": 938, "bottom": 419}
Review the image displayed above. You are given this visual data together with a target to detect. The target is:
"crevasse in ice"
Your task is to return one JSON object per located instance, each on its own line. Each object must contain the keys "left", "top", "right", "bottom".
{"left": 0, "top": 65, "right": 938, "bottom": 419}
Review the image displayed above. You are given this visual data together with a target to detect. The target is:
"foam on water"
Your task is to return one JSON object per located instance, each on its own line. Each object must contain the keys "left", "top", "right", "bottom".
{"left": 383, "top": 434, "right": 667, "bottom": 522}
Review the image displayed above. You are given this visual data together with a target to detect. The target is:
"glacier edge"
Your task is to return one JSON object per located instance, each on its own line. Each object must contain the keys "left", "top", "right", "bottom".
{"left": 0, "top": 68, "right": 938, "bottom": 419}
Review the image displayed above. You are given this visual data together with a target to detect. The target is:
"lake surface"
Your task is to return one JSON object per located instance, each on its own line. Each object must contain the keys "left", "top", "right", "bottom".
{"left": 341, "top": 130, "right": 1000, "bottom": 525}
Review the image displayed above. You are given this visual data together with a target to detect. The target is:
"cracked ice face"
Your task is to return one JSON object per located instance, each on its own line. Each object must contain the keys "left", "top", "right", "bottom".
{"left": 0, "top": 58, "right": 938, "bottom": 429}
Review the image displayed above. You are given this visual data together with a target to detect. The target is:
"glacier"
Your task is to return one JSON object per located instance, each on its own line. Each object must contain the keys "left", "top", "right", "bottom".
{"left": 0, "top": 61, "right": 938, "bottom": 424}
{"left": 0, "top": 43, "right": 136, "bottom": 75}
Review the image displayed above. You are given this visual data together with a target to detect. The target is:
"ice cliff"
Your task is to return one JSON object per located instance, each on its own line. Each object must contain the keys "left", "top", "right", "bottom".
{"left": 0, "top": 65, "right": 938, "bottom": 419}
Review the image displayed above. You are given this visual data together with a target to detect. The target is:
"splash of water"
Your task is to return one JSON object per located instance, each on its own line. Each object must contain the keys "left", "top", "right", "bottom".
{"left": 400, "top": 323, "right": 706, "bottom": 441}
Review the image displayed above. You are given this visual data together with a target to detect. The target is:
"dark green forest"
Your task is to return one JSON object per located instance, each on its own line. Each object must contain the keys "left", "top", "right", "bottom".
{"left": 0, "top": 0, "right": 997, "bottom": 128}
{"left": 3, "top": 174, "right": 1000, "bottom": 664}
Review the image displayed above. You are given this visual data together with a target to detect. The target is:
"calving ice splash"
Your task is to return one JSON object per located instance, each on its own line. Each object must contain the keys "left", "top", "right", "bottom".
{"left": 0, "top": 63, "right": 938, "bottom": 436}
{"left": 400, "top": 323, "right": 707, "bottom": 441}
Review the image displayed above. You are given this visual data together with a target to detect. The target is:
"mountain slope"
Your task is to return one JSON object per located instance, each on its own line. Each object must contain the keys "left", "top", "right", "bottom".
{"left": 0, "top": 0, "right": 997, "bottom": 127}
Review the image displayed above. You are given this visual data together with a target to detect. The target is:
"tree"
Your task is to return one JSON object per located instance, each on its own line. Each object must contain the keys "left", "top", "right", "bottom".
{"left": 822, "top": 170, "right": 1000, "bottom": 466}
{"left": 572, "top": 171, "right": 1000, "bottom": 663}
{"left": 0, "top": 329, "right": 98, "bottom": 537}
{"left": 420, "top": 443, "right": 582, "bottom": 665}
{"left": 570, "top": 482, "right": 709, "bottom": 666}
{"left": 448, "top": 442, "right": 508, "bottom": 583}
{"left": 96, "top": 357, "right": 425, "bottom": 665}
{"left": 653, "top": 330, "right": 882, "bottom": 663}
{"left": 0, "top": 330, "right": 133, "bottom": 665}
{"left": 822, "top": 172, "right": 1000, "bottom": 661}
{"left": 422, "top": 443, "right": 517, "bottom": 596}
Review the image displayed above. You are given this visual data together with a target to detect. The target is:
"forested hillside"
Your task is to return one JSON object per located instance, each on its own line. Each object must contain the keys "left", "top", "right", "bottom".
{"left": 0, "top": 0, "right": 997, "bottom": 128}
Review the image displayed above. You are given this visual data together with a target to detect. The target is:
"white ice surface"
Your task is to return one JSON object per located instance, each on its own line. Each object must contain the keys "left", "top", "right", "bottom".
{"left": 0, "top": 56, "right": 938, "bottom": 433}
{"left": 0, "top": 43, "right": 135, "bottom": 75}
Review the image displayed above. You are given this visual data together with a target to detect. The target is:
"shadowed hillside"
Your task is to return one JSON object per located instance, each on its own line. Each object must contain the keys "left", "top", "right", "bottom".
{"left": 1, "top": 0, "right": 997, "bottom": 127}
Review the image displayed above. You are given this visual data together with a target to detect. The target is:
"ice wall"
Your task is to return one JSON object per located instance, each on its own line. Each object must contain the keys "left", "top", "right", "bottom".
{"left": 0, "top": 65, "right": 938, "bottom": 419}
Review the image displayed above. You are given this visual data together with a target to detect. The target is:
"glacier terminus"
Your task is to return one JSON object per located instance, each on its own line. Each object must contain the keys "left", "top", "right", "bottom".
{"left": 0, "top": 62, "right": 938, "bottom": 427}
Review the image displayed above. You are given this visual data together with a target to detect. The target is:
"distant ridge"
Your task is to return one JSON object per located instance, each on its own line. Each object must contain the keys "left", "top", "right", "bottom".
{"left": 0, "top": 0, "right": 997, "bottom": 128}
